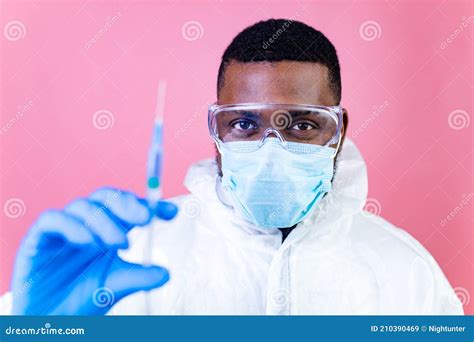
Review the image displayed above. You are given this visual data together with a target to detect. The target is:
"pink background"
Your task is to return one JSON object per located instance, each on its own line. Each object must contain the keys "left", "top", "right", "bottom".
{"left": 1, "top": 0, "right": 472, "bottom": 313}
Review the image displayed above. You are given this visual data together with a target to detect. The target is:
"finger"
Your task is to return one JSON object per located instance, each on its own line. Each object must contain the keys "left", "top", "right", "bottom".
{"left": 154, "top": 200, "right": 178, "bottom": 220}
{"left": 28, "top": 210, "right": 95, "bottom": 246}
{"left": 89, "top": 187, "right": 152, "bottom": 228}
{"left": 105, "top": 258, "right": 169, "bottom": 301}
{"left": 64, "top": 199, "right": 128, "bottom": 248}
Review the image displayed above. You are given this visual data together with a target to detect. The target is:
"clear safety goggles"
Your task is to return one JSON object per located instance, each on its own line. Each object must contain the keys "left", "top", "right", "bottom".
{"left": 208, "top": 103, "right": 343, "bottom": 156}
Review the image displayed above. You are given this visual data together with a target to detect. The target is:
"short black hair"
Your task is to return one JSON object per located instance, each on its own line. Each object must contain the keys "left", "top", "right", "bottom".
{"left": 217, "top": 18, "right": 341, "bottom": 103}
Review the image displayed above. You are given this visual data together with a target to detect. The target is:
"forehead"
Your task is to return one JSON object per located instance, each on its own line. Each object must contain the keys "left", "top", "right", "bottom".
{"left": 218, "top": 61, "right": 335, "bottom": 106}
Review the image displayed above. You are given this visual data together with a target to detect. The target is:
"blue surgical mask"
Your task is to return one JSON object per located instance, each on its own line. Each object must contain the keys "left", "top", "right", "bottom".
{"left": 220, "top": 138, "right": 336, "bottom": 228}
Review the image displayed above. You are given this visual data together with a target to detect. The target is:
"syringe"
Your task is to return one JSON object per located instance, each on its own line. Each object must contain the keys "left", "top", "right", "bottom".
{"left": 144, "top": 80, "right": 166, "bottom": 315}
{"left": 146, "top": 80, "right": 166, "bottom": 206}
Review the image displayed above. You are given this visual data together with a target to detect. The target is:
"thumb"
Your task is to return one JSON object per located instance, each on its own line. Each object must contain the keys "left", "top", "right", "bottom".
{"left": 154, "top": 200, "right": 178, "bottom": 221}
{"left": 105, "top": 258, "right": 169, "bottom": 301}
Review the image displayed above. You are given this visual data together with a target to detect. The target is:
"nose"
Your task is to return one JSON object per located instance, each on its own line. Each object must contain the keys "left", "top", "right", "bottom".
{"left": 260, "top": 128, "right": 287, "bottom": 148}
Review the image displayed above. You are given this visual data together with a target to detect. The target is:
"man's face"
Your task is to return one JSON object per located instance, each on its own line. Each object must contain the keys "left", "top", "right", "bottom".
{"left": 216, "top": 60, "right": 347, "bottom": 169}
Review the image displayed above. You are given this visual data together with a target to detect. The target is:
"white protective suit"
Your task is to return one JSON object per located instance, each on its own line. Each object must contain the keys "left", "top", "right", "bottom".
{"left": 0, "top": 139, "right": 463, "bottom": 315}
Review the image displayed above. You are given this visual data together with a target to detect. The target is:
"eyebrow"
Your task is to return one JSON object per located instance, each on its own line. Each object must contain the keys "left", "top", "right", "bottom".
{"left": 227, "top": 110, "right": 261, "bottom": 120}
{"left": 226, "top": 109, "right": 321, "bottom": 122}
{"left": 287, "top": 110, "right": 313, "bottom": 119}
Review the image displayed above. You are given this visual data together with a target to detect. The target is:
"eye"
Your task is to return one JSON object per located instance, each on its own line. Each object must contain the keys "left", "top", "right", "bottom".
{"left": 290, "top": 122, "right": 317, "bottom": 131}
{"left": 231, "top": 120, "right": 257, "bottom": 130}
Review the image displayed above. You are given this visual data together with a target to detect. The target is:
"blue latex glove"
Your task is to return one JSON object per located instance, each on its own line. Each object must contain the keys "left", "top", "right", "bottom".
{"left": 11, "top": 187, "right": 178, "bottom": 315}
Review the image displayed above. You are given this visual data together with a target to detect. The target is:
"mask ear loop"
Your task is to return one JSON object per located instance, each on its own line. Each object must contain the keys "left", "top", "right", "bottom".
{"left": 214, "top": 138, "right": 223, "bottom": 154}
{"left": 331, "top": 132, "right": 343, "bottom": 158}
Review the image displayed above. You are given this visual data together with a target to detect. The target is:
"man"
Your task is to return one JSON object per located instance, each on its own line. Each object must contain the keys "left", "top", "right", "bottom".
{"left": 1, "top": 19, "right": 463, "bottom": 315}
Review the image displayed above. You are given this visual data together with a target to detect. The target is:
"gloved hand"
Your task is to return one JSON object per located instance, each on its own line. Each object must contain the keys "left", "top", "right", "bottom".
{"left": 10, "top": 187, "right": 178, "bottom": 315}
